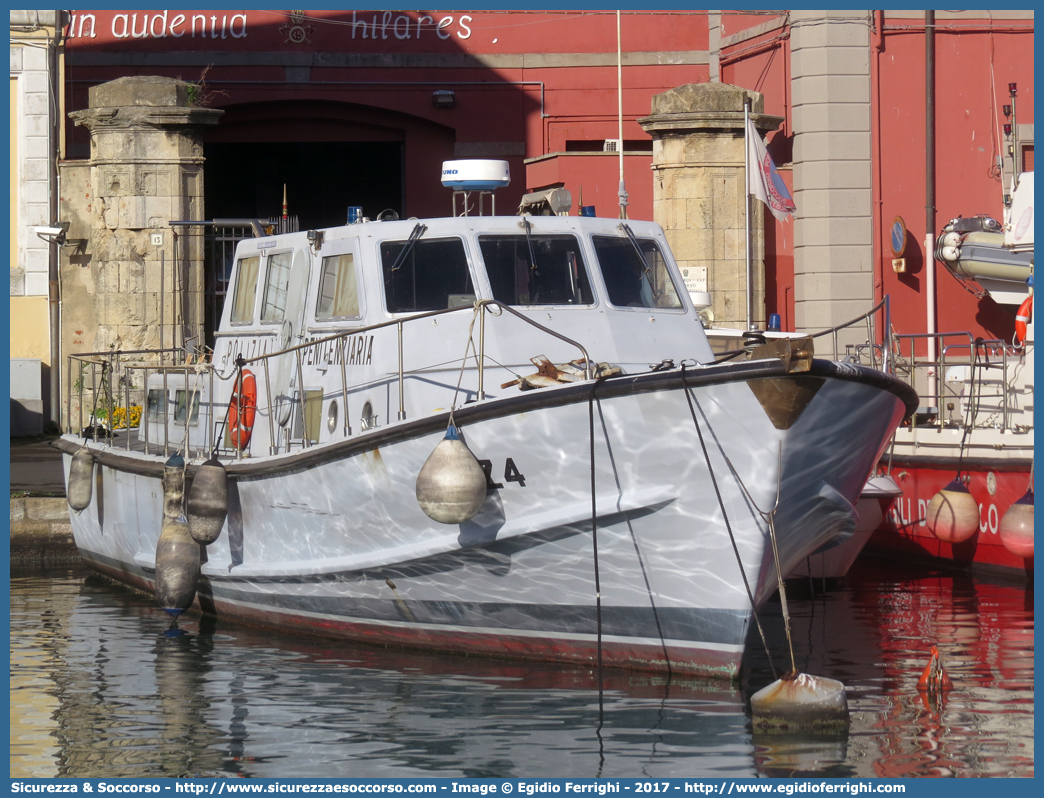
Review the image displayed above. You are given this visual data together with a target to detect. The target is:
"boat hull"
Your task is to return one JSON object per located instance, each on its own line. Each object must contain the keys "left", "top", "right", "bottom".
{"left": 868, "top": 457, "right": 1034, "bottom": 580}
{"left": 790, "top": 475, "right": 902, "bottom": 580}
{"left": 62, "top": 362, "right": 912, "bottom": 679}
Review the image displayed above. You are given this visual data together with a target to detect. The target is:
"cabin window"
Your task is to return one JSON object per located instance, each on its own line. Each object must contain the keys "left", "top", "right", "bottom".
{"left": 146, "top": 389, "right": 167, "bottom": 423}
{"left": 478, "top": 234, "right": 594, "bottom": 306}
{"left": 230, "top": 255, "right": 260, "bottom": 323}
{"left": 592, "top": 236, "right": 682, "bottom": 309}
{"left": 316, "top": 253, "right": 360, "bottom": 320}
{"left": 173, "top": 389, "right": 201, "bottom": 426}
{"left": 261, "top": 251, "right": 293, "bottom": 322}
{"left": 381, "top": 237, "right": 473, "bottom": 313}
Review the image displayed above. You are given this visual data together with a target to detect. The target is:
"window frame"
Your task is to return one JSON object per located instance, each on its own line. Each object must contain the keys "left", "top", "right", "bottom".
{"left": 315, "top": 251, "right": 363, "bottom": 322}
{"left": 590, "top": 234, "right": 685, "bottom": 312}
{"left": 172, "top": 389, "right": 201, "bottom": 427}
{"left": 378, "top": 235, "right": 476, "bottom": 315}
{"left": 259, "top": 249, "right": 295, "bottom": 324}
{"left": 146, "top": 388, "right": 168, "bottom": 424}
{"left": 228, "top": 254, "right": 261, "bottom": 326}
{"left": 477, "top": 232, "right": 596, "bottom": 309}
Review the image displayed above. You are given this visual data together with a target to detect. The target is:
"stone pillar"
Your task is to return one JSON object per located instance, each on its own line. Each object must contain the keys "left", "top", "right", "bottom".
{"left": 790, "top": 11, "right": 874, "bottom": 352}
{"left": 67, "top": 76, "right": 222, "bottom": 356}
{"left": 639, "top": 83, "right": 782, "bottom": 330}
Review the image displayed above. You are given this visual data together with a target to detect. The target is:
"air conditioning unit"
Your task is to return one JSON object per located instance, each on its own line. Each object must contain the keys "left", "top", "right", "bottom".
{"left": 602, "top": 139, "right": 622, "bottom": 153}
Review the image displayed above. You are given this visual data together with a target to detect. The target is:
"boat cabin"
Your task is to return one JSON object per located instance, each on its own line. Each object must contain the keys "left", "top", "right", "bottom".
{"left": 138, "top": 213, "right": 715, "bottom": 457}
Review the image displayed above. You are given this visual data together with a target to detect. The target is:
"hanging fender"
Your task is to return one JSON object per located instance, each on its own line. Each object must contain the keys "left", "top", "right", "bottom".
{"left": 1015, "top": 295, "right": 1032, "bottom": 344}
{"left": 228, "top": 369, "right": 258, "bottom": 450}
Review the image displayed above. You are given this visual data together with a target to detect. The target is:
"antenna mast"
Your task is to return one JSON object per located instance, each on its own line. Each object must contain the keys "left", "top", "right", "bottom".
{"left": 617, "top": 10, "right": 628, "bottom": 219}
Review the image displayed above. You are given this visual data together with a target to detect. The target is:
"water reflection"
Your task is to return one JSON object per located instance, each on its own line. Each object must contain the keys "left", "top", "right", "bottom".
{"left": 751, "top": 729, "right": 849, "bottom": 778}
{"left": 741, "top": 564, "right": 1034, "bottom": 779}
{"left": 9, "top": 559, "right": 1033, "bottom": 779}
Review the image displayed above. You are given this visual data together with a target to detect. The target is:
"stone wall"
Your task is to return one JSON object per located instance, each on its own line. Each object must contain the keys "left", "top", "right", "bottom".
{"left": 10, "top": 14, "right": 55, "bottom": 302}
{"left": 10, "top": 497, "right": 82, "bottom": 568}
{"left": 639, "top": 83, "right": 782, "bottom": 330}
{"left": 65, "top": 76, "right": 221, "bottom": 356}
{"left": 58, "top": 76, "right": 221, "bottom": 431}
{"left": 790, "top": 11, "right": 875, "bottom": 349}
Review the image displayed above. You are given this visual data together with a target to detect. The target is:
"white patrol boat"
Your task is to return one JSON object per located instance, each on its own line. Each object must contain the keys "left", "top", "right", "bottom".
{"left": 58, "top": 164, "right": 916, "bottom": 679}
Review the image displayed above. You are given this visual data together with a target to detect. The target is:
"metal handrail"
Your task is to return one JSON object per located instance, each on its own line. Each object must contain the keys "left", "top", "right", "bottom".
{"left": 889, "top": 331, "right": 1019, "bottom": 431}
{"left": 810, "top": 295, "right": 890, "bottom": 374}
{"left": 236, "top": 300, "right": 591, "bottom": 440}
{"left": 481, "top": 300, "right": 592, "bottom": 379}
{"left": 708, "top": 295, "right": 892, "bottom": 374}
{"left": 66, "top": 346, "right": 218, "bottom": 456}
{"left": 69, "top": 301, "right": 595, "bottom": 454}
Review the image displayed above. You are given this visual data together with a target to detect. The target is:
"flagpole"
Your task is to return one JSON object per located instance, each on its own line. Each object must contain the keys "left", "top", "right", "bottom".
{"left": 744, "top": 97, "right": 753, "bottom": 331}
{"left": 617, "top": 10, "right": 628, "bottom": 219}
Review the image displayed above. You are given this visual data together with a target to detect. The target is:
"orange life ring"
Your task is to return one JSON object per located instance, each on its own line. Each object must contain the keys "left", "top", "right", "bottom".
{"left": 228, "top": 369, "right": 257, "bottom": 450}
{"left": 1014, "top": 295, "right": 1032, "bottom": 343}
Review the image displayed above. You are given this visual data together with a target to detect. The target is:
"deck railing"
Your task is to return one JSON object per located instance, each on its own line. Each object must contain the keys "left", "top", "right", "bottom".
{"left": 814, "top": 296, "right": 1027, "bottom": 434}
{"left": 813, "top": 295, "right": 891, "bottom": 374}
{"left": 806, "top": 297, "right": 1026, "bottom": 433}
{"left": 887, "top": 333, "right": 1024, "bottom": 432}
{"left": 66, "top": 348, "right": 218, "bottom": 458}
{"left": 67, "top": 300, "right": 591, "bottom": 459}
{"left": 68, "top": 293, "right": 1027, "bottom": 451}
{"left": 707, "top": 296, "right": 892, "bottom": 374}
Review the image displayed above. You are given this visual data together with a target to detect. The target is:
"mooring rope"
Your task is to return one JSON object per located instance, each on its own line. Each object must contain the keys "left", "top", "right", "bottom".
{"left": 680, "top": 365, "right": 777, "bottom": 678}
{"left": 212, "top": 357, "right": 243, "bottom": 459}
{"left": 763, "top": 484, "right": 798, "bottom": 675}
{"left": 955, "top": 339, "right": 984, "bottom": 482}
{"left": 592, "top": 401, "right": 674, "bottom": 677}
{"left": 588, "top": 381, "right": 606, "bottom": 778}
{"left": 448, "top": 303, "right": 483, "bottom": 418}
{"left": 709, "top": 431, "right": 798, "bottom": 676}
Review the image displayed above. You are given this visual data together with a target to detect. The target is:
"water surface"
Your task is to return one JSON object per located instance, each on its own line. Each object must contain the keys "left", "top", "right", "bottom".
{"left": 9, "top": 559, "right": 1033, "bottom": 779}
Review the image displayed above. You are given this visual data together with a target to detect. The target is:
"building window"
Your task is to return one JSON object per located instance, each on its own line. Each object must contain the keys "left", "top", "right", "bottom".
{"left": 261, "top": 251, "right": 293, "bottom": 322}
{"left": 230, "top": 255, "right": 260, "bottom": 323}
{"left": 1020, "top": 143, "right": 1033, "bottom": 173}
{"left": 592, "top": 236, "right": 682, "bottom": 309}
{"left": 479, "top": 234, "right": 594, "bottom": 306}
{"left": 381, "top": 237, "right": 473, "bottom": 313}
{"left": 316, "top": 253, "right": 360, "bottom": 320}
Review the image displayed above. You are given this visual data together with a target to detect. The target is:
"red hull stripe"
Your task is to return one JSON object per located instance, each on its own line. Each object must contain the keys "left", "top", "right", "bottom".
{"left": 79, "top": 553, "right": 745, "bottom": 677}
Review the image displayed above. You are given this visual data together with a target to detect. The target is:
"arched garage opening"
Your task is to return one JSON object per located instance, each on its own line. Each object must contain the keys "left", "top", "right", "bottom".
{"left": 198, "top": 100, "right": 457, "bottom": 341}
{"left": 205, "top": 140, "right": 404, "bottom": 230}
{"left": 203, "top": 99, "right": 458, "bottom": 227}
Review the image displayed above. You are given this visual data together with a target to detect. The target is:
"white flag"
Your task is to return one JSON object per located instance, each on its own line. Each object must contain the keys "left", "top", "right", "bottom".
{"left": 745, "top": 115, "right": 796, "bottom": 221}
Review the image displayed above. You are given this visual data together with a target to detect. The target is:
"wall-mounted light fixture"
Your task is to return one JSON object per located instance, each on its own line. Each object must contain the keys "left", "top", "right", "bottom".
{"left": 432, "top": 90, "right": 455, "bottom": 109}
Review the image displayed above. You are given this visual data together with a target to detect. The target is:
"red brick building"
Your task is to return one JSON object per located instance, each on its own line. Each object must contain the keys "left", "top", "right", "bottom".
{"left": 61, "top": 9, "right": 1033, "bottom": 342}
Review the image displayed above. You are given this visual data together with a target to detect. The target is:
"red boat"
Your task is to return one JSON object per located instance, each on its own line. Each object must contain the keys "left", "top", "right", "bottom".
{"left": 868, "top": 173, "right": 1034, "bottom": 580}
{"left": 874, "top": 460, "right": 1033, "bottom": 579}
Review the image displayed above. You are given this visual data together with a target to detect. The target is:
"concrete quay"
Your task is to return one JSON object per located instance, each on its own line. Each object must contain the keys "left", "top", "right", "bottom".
{"left": 9, "top": 436, "right": 82, "bottom": 568}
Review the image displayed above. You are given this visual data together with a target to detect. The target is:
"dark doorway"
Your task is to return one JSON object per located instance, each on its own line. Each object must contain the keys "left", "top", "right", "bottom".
{"left": 204, "top": 141, "right": 404, "bottom": 230}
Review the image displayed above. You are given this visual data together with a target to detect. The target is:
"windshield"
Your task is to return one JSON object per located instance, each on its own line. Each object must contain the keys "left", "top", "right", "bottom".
{"left": 479, "top": 234, "right": 594, "bottom": 306}
{"left": 380, "top": 237, "right": 474, "bottom": 313}
{"left": 592, "top": 236, "right": 682, "bottom": 309}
